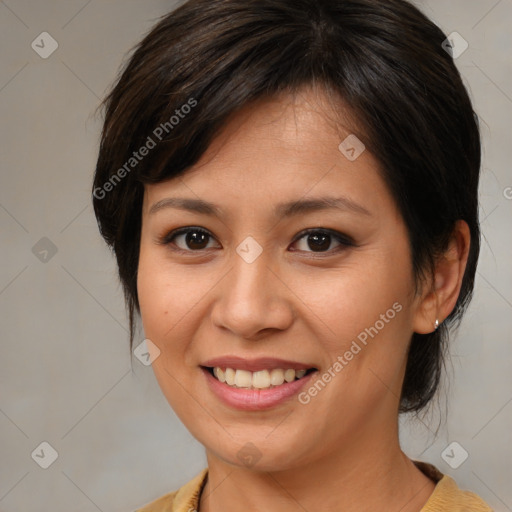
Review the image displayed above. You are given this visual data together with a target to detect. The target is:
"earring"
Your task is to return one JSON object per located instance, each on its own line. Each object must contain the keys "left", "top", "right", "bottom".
{"left": 434, "top": 318, "right": 439, "bottom": 331}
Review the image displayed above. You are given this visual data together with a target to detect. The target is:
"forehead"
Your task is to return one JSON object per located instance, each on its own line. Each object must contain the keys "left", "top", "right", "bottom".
{"left": 142, "top": 87, "right": 396, "bottom": 221}
{"left": 195, "top": 87, "right": 361, "bottom": 166}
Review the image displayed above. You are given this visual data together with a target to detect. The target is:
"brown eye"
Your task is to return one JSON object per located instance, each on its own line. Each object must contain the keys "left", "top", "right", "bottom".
{"left": 163, "top": 227, "right": 220, "bottom": 252}
{"left": 291, "top": 229, "right": 354, "bottom": 254}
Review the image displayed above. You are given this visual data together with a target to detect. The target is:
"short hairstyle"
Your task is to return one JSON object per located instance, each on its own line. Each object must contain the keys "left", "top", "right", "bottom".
{"left": 92, "top": 0, "right": 481, "bottom": 413}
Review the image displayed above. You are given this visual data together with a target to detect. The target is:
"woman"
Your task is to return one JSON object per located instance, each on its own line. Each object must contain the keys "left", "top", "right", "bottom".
{"left": 92, "top": 0, "right": 492, "bottom": 510}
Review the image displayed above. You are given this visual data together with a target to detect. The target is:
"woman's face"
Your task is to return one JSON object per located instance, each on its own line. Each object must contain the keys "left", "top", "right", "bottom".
{"left": 137, "top": 89, "right": 424, "bottom": 471}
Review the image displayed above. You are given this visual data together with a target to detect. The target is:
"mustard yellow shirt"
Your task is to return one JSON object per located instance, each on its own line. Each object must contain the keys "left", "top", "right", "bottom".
{"left": 136, "top": 461, "right": 493, "bottom": 511}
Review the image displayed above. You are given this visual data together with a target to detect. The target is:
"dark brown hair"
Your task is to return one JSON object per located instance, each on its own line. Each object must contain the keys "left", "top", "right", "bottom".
{"left": 92, "top": 0, "right": 481, "bottom": 413}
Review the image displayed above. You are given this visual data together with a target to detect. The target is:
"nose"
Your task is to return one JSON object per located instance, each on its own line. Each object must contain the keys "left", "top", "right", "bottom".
{"left": 210, "top": 246, "right": 294, "bottom": 341}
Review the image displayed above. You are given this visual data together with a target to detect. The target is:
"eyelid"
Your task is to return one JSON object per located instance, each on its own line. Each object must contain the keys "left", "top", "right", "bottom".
{"left": 160, "top": 226, "right": 210, "bottom": 244}
{"left": 291, "top": 228, "right": 355, "bottom": 248}
{"left": 158, "top": 226, "right": 218, "bottom": 250}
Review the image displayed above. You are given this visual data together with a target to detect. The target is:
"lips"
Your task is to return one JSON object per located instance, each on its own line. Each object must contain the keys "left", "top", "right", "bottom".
{"left": 199, "top": 355, "right": 318, "bottom": 410}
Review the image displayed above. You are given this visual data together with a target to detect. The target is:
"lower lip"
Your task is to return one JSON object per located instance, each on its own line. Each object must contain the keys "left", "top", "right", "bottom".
{"left": 201, "top": 367, "right": 316, "bottom": 411}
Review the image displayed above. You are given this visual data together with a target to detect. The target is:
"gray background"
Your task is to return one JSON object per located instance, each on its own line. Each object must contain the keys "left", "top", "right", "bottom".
{"left": 0, "top": 1, "right": 511, "bottom": 510}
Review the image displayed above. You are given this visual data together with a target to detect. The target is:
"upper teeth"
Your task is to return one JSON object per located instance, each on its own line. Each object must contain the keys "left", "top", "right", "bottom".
{"left": 212, "top": 367, "right": 308, "bottom": 389}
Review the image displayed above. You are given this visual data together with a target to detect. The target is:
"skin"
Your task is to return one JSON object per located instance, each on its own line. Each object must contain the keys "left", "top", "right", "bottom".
{"left": 137, "top": 86, "right": 470, "bottom": 512}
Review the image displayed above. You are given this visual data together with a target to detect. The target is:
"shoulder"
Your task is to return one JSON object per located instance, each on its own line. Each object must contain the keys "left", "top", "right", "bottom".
{"left": 135, "top": 468, "right": 208, "bottom": 512}
{"left": 415, "top": 462, "right": 493, "bottom": 512}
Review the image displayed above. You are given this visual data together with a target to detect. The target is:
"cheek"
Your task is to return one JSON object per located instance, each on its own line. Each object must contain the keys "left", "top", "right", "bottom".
{"left": 136, "top": 248, "right": 191, "bottom": 355}
{"left": 295, "top": 254, "right": 412, "bottom": 350}
{"left": 136, "top": 248, "right": 203, "bottom": 417}
{"left": 295, "top": 245, "right": 414, "bottom": 405}
{"left": 136, "top": 247, "right": 218, "bottom": 359}
{"left": 136, "top": 250, "right": 168, "bottom": 339}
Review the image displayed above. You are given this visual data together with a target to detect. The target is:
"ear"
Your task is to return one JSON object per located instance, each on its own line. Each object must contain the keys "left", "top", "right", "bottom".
{"left": 412, "top": 220, "right": 471, "bottom": 334}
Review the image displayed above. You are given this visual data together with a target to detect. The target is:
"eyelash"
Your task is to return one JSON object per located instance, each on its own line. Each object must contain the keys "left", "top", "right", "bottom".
{"left": 159, "top": 226, "right": 355, "bottom": 256}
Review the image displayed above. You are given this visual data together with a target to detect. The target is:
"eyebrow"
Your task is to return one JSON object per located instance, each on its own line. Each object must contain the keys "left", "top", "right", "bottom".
{"left": 148, "top": 195, "right": 371, "bottom": 218}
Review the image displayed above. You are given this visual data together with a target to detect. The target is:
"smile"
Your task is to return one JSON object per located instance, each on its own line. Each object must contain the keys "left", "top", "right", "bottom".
{"left": 201, "top": 363, "right": 318, "bottom": 410}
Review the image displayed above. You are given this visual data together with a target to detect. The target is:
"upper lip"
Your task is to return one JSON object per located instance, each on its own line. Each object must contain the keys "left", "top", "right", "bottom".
{"left": 201, "top": 356, "right": 316, "bottom": 372}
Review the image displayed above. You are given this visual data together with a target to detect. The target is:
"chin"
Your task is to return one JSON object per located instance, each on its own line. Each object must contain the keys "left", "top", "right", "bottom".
{"left": 202, "top": 431, "right": 315, "bottom": 473}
